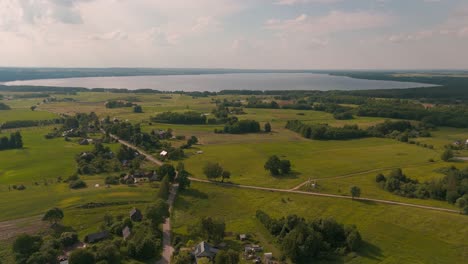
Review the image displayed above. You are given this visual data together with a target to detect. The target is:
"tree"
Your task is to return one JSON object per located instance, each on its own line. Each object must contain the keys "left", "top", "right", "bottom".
{"left": 12, "top": 234, "right": 42, "bottom": 264}
{"left": 441, "top": 149, "right": 454, "bottom": 162}
{"left": 69, "top": 249, "right": 95, "bottom": 264}
{"left": 221, "top": 170, "right": 231, "bottom": 183}
{"left": 264, "top": 155, "right": 281, "bottom": 175}
{"left": 95, "top": 244, "right": 121, "bottom": 264}
{"left": 177, "top": 170, "right": 191, "bottom": 191}
{"left": 215, "top": 249, "right": 240, "bottom": 264}
{"left": 157, "top": 175, "right": 171, "bottom": 200}
{"left": 264, "top": 122, "right": 271, "bottom": 133}
{"left": 30, "top": 105, "right": 37, "bottom": 111}
{"left": 350, "top": 186, "right": 361, "bottom": 200}
{"left": 190, "top": 217, "right": 226, "bottom": 243}
{"left": 146, "top": 199, "right": 170, "bottom": 226}
{"left": 158, "top": 164, "right": 176, "bottom": 182}
{"left": 173, "top": 251, "right": 193, "bottom": 264}
{"left": 187, "top": 136, "right": 198, "bottom": 146}
{"left": 42, "top": 207, "right": 64, "bottom": 226}
{"left": 456, "top": 197, "right": 467, "bottom": 214}
{"left": 133, "top": 105, "right": 143, "bottom": 113}
{"left": 103, "top": 213, "right": 114, "bottom": 226}
{"left": 203, "top": 162, "right": 224, "bottom": 180}
{"left": 279, "top": 159, "right": 291, "bottom": 174}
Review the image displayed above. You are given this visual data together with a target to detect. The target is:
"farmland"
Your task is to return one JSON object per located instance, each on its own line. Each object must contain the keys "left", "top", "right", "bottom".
{"left": 1, "top": 89, "right": 467, "bottom": 264}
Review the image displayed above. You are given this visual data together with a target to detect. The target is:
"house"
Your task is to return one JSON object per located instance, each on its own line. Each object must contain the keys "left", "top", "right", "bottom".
{"left": 134, "top": 177, "right": 149, "bottom": 183}
{"left": 84, "top": 231, "right": 109, "bottom": 243}
{"left": 79, "top": 139, "right": 89, "bottom": 145}
{"left": 122, "top": 175, "right": 135, "bottom": 184}
{"left": 122, "top": 226, "right": 131, "bottom": 240}
{"left": 193, "top": 241, "right": 219, "bottom": 262}
{"left": 239, "top": 234, "right": 247, "bottom": 241}
{"left": 160, "top": 150, "right": 168, "bottom": 157}
{"left": 130, "top": 208, "right": 143, "bottom": 222}
{"left": 264, "top": 252, "right": 273, "bottom": 264}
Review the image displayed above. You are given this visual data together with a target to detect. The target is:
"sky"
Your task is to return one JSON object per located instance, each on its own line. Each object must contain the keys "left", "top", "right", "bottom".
{"left": 0, "top": 0, "right": 467, "bottom": 69}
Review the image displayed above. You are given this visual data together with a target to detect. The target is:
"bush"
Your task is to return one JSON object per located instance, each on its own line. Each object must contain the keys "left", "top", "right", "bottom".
{"left": 60, "top": 232, "right": 79, "bottom": 247}
{"left": 69, "top": 179, "right": 87, "bottom": 189}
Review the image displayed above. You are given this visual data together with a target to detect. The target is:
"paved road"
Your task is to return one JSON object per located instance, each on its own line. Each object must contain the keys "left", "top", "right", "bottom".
{"left": 188, "top": 177, "right": 459, "bottom": 214}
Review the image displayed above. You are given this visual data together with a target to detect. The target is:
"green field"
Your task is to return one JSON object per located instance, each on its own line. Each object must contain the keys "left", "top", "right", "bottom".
{"left": 1, "top": 91, "right": 468, "bottom": 264}
{"left": 173, "top": 182, "right": 468, "bottom": 264}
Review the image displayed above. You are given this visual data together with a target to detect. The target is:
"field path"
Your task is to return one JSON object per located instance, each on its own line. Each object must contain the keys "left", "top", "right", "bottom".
{"left": 290, "top": 161, "right": 438, "bottom": 191}
{"left": 0, "top": 215, "right": 47, "bottom": 241}
{"left": 109, "top": 134, "right": 459, "bottom": 215}
{"left": 188, "top": 177, "right": 459, "bottom": 214}
{"left": 157, "top": 184, "right": 179, "bottom": 264}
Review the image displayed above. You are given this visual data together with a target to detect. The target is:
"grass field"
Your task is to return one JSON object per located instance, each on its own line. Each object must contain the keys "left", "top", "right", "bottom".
{"left": 2, "top": 91, "right": 468, "bottom": 264}
{"left": 173, "top": 182, "right": 468, "bottom": 264}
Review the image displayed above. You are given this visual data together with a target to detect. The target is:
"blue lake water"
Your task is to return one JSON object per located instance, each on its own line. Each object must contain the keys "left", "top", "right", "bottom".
{"left": 4, "top": 73, "right": 434, "bottom": 92}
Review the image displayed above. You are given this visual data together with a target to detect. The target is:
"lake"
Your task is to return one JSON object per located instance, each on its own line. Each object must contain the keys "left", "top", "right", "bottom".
{"left": 4, "top": 73, "right": 434, "bottom": 92}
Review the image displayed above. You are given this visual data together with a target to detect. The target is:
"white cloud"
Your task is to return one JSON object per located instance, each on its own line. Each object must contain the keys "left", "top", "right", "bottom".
{"left": 274, "top": 0, "right": 341, "bottom": 5}
{"left": 266, "top": 11, "right": 393, "bottom": 35}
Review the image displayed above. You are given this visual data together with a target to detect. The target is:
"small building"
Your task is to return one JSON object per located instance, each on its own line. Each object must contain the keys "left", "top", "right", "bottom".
{"left": 193, "top": 241, "right": 219, "bottom": 262}
{"left": 239, "top": 234, "right": 247, "bottom": 241}
{"left": 264, "top": 252, "right": 273, "bottom": 264}
{"left": 122, "top": 175, "right": 135, "bottom": 184}
{"left": 122, "top": 226, "right": 131, "bottom": 240}
{"left": 134, "top": 177, "right": 149, "bottom": 183}
{"left": 130, "top": 208, "right": 143, "bottom": 222}
{"left": 84, "top": 231, "right": 109, "bottom": 244}
{"left": 94, "top": 184, "right": 100, "bottom": 188}
{"left": 196, "top": 150, "right": 204, "bottom": 154}
{"left": 160, "top": 150, "right": 168, "bottom": 157}
{"left": 79, "top": 139, "right": 89, "bottom": 145}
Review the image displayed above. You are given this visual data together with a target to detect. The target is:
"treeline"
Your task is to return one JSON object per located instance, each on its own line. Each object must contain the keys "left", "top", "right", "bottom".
{"left": 216, "top": 119, "right": 261, "bottom": 134}
{"left": 0, "top": 102, "right": 11, "bottom": 110}
{"left": 256, "top": 210, "right": 362, "bottom": 262}
{"left": 151, "top": 111, "right": 206, "bottom": 124}
{"left": 376, "top": 167, "right": 468, "bottom": 207}
{"left": 356, "top": 100, "right": 468, "bottom": 128}
{"left": 286, "top": 120, "right": 429, "bottom": 141}
{"left": 286, "top": 120, "right": 367, "bottom": 140}
{"left": 1, "top": 119, "right": 63, "bottom": 129}
{"left": 0, "top": 131, "right": 23, "bottom": 150}
{"left": 105, "top": 100, "right": 134, "bottom": 108}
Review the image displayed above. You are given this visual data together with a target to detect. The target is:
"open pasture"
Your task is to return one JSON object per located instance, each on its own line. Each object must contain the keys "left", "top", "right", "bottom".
{"left": 173, "top": 182, "right": 468, "bottom": 264}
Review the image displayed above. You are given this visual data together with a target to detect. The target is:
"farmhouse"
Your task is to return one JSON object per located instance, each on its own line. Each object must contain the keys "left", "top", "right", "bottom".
{"left": 193, "top": 241, "right": 219, "bottom": 263}
{"left": 84, "top": 231, "right": 109, "bottom": 243}
{"left": 130, "top": 208, "right": 143, "bottom": 222}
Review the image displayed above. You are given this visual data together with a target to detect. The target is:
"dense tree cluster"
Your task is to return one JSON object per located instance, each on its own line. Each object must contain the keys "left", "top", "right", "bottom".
{"left": 203, "top": 162, "right": 231, "bottom": 182}
{"left": 1, "top": 119, "right": 63, "bottom": 130}
{"left": 217, "top": 119, "right": 261, "bottom": 134}
{"left": 264, "top": 155, "right": 291, "bottom": 176}
{"left": 0, "top": 102, "right": 11, "bottom": 110}
{"left": 105, "top": 100, "right": 134, "bottom": 108}
{"left": 151, "top": 111, "right": 207, "bottom": 124}
{"left": 76, "top": 143, "right": 121, "bottom": 175}
{"left": 356, "top": 100, "right": 468, "bottom": 128}
{"left": 246, "top": 97, "right": 280, "bottom": 109}
{"left": 256, "top": 211, "right": 362, "bottom": 262}
{"left": 189, "top": 217, "right": 226, "bottom": 243}
{"left": 0, "top": 131, "right": 23, "bottom": 150}
{"left": 376, "top": 167, "right": 468, "bottom": 207}
{"left": 286, "top": 120, "right": 367, "bottom": 140}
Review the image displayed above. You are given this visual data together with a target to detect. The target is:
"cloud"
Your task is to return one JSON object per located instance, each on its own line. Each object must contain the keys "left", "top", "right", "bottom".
{"left": 274, "top": 0, "right": 341, "bottom": 5}
{"left": 266, "top": 11, "right": 393, "bottom": 35}
{"left": 191, "top": 16, "right": 220, "bottom": 33}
